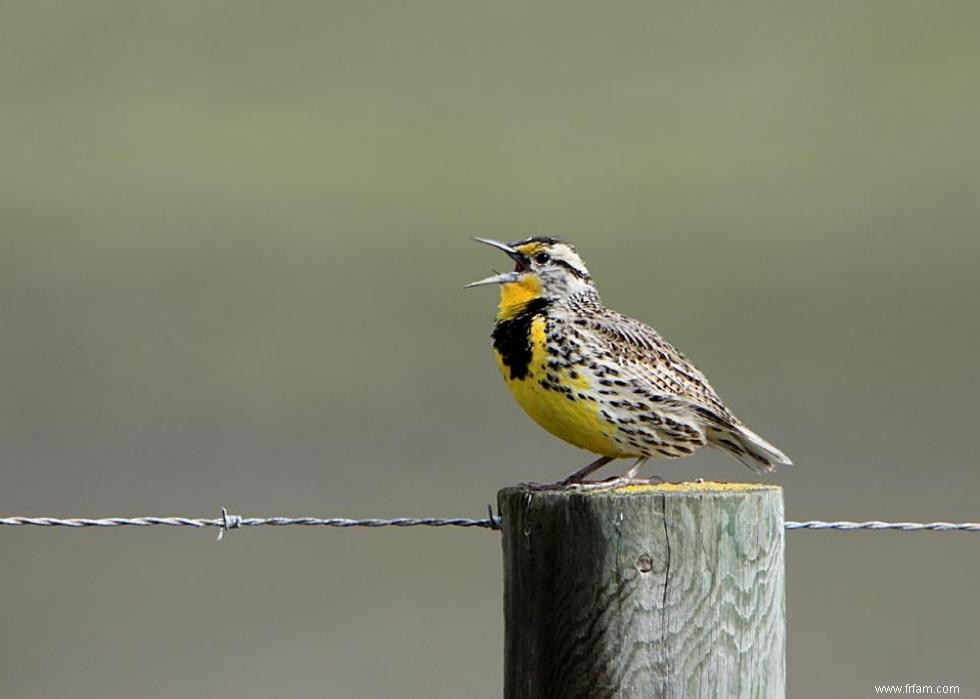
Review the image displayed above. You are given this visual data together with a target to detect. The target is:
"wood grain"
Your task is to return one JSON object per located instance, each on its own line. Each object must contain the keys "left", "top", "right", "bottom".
{"left": 499, "top": 482, "right": 785, "bottom": 698}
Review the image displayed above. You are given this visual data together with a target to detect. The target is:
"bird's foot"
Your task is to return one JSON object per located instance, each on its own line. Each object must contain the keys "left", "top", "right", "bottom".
{"left": 564, "top": 477, "right": 629, "bottom": 491}
{"left": 516, "top": 476, "right": 637, "bottom": 491}
{"left": 562, "top": 474, "right": 659, "bottom": 491}
{"left": 562, "top": 472, "right": 666, "bottom": 491}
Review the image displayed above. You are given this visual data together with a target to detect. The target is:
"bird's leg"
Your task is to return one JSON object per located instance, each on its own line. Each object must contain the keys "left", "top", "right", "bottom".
{"left": 560, "top": 455, "right": 616, "bottom": 485}
{"left": 567, "top": 457, "right": 657, "bottom": 491}
{"left": 518, "top": 455, "right": 615, "bottom": 490}
{"left": 620, "top": 459, "right": 664, "bottom": 485}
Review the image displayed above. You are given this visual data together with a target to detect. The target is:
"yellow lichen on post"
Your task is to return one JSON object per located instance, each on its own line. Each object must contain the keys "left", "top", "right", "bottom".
{"left": 618, "top": 481, "right": 781, "bottom": 494}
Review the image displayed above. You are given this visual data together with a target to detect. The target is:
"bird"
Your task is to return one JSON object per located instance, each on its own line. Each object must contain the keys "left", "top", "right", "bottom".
{"left": 465, "top": 236, "right": 791, "bottom": 488}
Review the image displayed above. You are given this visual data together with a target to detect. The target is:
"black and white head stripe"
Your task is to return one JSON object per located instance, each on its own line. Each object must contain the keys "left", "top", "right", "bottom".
{"left": 509, "top": 235, "right": 568, "bottom": 248}
{"left": 549, "top": 251, "right": 591, "bottom": 279}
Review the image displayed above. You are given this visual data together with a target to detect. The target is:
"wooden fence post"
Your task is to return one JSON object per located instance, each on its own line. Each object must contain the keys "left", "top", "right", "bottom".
{"left": 499, "top": 482, "right": 785, "bottom": 698}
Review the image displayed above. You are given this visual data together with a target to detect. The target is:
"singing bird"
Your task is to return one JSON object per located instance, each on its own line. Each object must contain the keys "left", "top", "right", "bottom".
{"left": 466, "top": 236, "right": 791, "bottom": 487}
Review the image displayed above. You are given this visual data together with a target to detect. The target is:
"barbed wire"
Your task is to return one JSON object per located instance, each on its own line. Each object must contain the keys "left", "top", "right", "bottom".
{"left": 783, "top": 520, "right": 980, "bottom": 532}
{"left": 1, "top": 508, "right": 978, "bottom": 538}
{"left": 0, "top": 514, "right": 495, "bottom": 530}
{"left": 0, "top": 508, "right": 500, "bottom": 540}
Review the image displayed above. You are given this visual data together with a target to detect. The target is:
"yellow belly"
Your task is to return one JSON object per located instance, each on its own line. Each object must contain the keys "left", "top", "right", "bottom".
{"left": 495, "top": 316, "right": 626, "bottom": 457}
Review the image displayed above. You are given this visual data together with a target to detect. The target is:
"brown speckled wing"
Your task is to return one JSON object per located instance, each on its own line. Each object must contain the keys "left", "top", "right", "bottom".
{"left": 578, "top": 303, "right": 737, "bottom": 425}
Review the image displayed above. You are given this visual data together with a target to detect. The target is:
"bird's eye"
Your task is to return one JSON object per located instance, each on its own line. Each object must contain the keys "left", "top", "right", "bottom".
{"left": 534, "top": 252, "right": 551, "bottom": 264}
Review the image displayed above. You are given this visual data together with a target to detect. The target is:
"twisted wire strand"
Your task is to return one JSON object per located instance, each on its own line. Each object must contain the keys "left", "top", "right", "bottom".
{"left": 784, "top": 520, "right": 980, "bottom": 532}
{"left": 0, "top": 514, "right": 499, "bottom": 530}
{"left": 1, "top": 512, "right": 979, "bottom": 533}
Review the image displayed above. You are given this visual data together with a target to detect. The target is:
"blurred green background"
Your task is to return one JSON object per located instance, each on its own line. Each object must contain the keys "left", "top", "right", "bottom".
{"left": 2, "top": 1, "right": 978, "bottom": 696}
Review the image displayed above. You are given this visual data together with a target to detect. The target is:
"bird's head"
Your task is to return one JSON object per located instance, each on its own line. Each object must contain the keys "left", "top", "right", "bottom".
{"left": 465, "top": 236, "right": 594, "bottom": 318}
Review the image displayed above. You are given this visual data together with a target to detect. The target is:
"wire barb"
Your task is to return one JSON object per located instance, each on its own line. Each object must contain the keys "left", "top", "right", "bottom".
{"left": 487, "top": 504, "right": 502, "bottom": 530}
{"left": 217, "top": 507, "right": 243, "bottom": 541}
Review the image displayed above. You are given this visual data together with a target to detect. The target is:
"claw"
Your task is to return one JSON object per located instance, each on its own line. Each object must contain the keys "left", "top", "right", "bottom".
{"left": 517, "top": 480, "right": 569, "bottom": 491}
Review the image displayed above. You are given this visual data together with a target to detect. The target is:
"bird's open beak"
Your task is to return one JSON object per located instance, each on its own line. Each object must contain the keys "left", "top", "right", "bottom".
{"left": 464, "top": 237, "right": 528, "bottom": 288}
{"left": 464, "top": 270, "right": 521, "bottom": 288}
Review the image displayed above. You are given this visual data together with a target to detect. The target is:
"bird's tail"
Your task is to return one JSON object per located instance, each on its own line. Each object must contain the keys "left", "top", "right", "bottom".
{"left": 706, "top": 422, "right": 793, "bottom": 473}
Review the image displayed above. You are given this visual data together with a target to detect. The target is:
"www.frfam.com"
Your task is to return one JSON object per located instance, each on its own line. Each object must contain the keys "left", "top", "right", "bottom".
{"left": 874, "top": 685, "right": 960, "bottom": 695}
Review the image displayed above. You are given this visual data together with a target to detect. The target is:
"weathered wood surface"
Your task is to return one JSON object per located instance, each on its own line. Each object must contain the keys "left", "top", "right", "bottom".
{"left": 499, "top": 482, "right": 784, "bottom": 699}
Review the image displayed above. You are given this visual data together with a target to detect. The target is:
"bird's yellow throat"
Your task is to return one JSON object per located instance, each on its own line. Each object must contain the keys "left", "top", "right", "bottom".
{"left": 496, "top": 276, "right": 543, "bottom": 321}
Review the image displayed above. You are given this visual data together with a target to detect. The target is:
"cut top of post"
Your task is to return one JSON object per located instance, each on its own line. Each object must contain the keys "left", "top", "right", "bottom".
{"left": 500, "top": 480, "right": 781, "bottom": 498}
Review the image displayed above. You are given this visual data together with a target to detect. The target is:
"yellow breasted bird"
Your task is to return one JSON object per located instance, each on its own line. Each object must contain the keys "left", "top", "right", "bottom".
{"left": 466, "top": 236, "right": 791, "bottom": 487}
